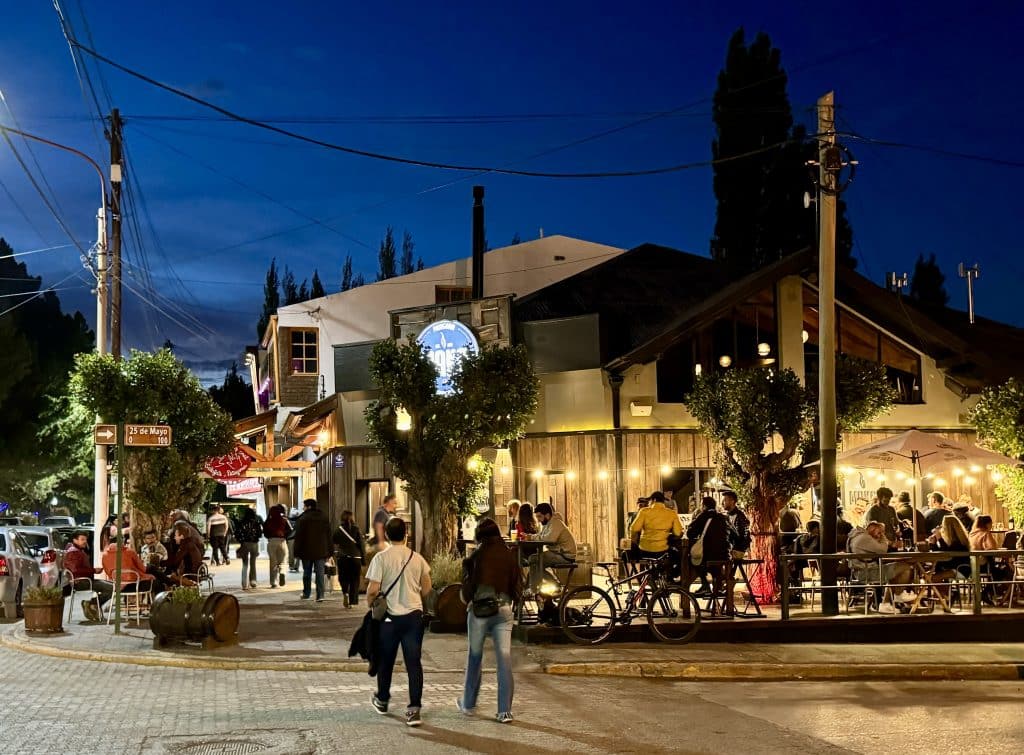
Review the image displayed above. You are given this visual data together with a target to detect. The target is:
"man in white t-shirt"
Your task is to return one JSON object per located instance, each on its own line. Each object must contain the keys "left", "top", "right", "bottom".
{"left": 365, "top": 517, "right": 432, "bottom": 727}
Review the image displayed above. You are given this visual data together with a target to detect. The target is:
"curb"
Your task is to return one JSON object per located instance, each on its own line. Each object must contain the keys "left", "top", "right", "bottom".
{"left": 542, "top": 661, "right": 1024, "bottom": 682}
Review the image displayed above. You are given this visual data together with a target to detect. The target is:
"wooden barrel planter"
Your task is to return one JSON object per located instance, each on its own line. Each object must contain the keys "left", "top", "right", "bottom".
{"left": 150, "top": 591, "right": 239, "bottom": 649}
{"left": 23, "top": 598, "right": 65, "bottom": 634}
{"left": 430, "top": 584, "right": 467, "bottom": 633}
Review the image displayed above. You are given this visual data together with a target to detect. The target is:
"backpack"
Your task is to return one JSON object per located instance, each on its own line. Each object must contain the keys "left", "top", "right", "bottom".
{"left": 237, "top": 516, "right": 263, "bottom": 543}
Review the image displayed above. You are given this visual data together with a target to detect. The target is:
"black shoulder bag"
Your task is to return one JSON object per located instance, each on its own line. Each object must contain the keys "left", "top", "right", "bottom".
{"left": 470, "top": 551, "right": 500, "bottom": 619}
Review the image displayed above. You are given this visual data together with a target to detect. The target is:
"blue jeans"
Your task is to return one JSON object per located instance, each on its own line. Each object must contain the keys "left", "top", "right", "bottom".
{"left": 376, "top": 611, "right": 425, "bottom": 711}
{"left": 462, "top": 604, "right": 514, "bottom": 715}
{"left": 302, "top": 558, "right": 325, "bottom": 599}
{"left": 239, "top": 542, "right": 259, "bottom": 588}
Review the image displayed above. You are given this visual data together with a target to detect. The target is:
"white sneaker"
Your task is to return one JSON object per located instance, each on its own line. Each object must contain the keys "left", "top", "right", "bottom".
{"left": 896, "top": 590, "right": 918, "bottom": 604}
{"left": 877, "top": 602, "right": 896, "bottom": 614}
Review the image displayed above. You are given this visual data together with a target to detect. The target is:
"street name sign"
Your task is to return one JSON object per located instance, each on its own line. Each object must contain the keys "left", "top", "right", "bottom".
{"left": 94, "top": 424, "right": 117, "bottom": 445}
{"left": 125, "top": 424, "right": 172, "bottom": 447}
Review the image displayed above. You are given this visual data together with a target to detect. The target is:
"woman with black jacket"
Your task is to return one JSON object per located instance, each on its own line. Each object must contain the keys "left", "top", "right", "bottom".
{"left": 457, "top": 518, "right": 522, "bottom": 724}
{"left": 332, "top": 510, "right": 364, "bottom": 608}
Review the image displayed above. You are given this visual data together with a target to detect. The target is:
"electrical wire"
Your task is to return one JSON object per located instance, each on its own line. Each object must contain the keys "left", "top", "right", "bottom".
{"left": 0, "top": 243, "right": 76, "bottom": 260}
{"left": 0, "top": 285, "right": 86, "bottom": 299}
{"left": 0, "top": 268, "right": 84, "bottom": 318}
{"left": 69, "top": 37, "right": 803, "bottom": 179}
{"left": 841, "top": 132, "right": 1024, "bottom": 170}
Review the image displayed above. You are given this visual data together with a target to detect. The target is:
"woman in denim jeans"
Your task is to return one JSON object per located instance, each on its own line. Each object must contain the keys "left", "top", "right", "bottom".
{"left": 457, "top": 518, "right": 522, "bottom": 723}
{"left": 235, "top": 507, "right": 264, "bottom": 590}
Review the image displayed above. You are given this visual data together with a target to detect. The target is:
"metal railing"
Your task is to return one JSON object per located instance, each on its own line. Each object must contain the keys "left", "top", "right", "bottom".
{"left": 779, "top": 549, "right": 1024, "bottom": 620}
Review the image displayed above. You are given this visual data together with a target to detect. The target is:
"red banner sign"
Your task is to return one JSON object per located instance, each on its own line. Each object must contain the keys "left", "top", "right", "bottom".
{"left": 204, "top": 447, "right": 252, "bottom": 481}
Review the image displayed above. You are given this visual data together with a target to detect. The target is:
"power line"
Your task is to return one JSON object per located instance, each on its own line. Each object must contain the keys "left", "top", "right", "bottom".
{"left": 0, "top": 243, "right": 76, "bottom": 260}
{"left": 0, "top": 284, "right": 86, "bottom": 299}
{"left": 70, "top": 37, "right": 789, "bottom": 179}
{"left": 0, "top": 268, "right": 83, "bottom": 318}
{"left": 841, "top": 132, "right": 1024, "bottom": 169}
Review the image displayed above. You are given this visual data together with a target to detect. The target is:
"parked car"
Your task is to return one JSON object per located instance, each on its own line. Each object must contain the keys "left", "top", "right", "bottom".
{"left": 0, "top": 526, "right": 42, "bottom": 619}
{"left": 15, "top": 526, "right": 70, "bottom": 588}
{"left": 0, "top": 516, "right": 26, "bottom": 526}
{"left": 41, "top": 516, "right": 76, "bottom": 527}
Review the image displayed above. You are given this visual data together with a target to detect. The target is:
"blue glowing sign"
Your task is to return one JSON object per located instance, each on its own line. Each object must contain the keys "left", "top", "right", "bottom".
{"left": 416, "top": 319, "right": 479, "bottom": 395}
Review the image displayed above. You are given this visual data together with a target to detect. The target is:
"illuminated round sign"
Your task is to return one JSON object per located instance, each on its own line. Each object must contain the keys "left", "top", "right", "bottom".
{"left": 417, "top": 319, "right": 479, "bottom": 395}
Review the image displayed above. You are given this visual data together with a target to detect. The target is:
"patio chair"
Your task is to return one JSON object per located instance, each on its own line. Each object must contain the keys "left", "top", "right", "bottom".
{"left": 107, "top": 570, "right": 153, "bottom": 625}
{"left": 63, "top": 569, "right": 103, "bottom": 623}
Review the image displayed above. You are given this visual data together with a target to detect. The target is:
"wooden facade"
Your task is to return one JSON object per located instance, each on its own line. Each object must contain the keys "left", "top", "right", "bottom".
{"left": 513, "top": 430, "right": 717, "bottom": 562}
{"left": 315, "top": 446, "right": 394, "bottom": 533}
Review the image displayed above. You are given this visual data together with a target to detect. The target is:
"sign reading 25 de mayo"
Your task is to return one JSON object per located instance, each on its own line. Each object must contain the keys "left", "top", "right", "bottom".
{"left": 416, "top": 320, "right": 479, "bottom": 395}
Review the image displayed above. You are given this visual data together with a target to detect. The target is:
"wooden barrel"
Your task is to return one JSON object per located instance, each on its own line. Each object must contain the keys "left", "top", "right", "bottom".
{"left": 149, "top": 591, "right": 239, "bottom": 643}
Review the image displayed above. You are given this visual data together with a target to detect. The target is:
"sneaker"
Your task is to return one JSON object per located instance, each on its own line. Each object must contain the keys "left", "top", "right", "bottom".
{"left": 895, "top": 590, "right": 917, "bottom": 604}
{"left": 405, "top": 709, "right": 422, "bottom": 727}
{"left": 877, "top": 602, "right": 896, "bottom": 614}
{"left": 316, "top": 597, "right": 325, "bottom": 603}
{"left": 371, "top": 695, "right": 388, "bottom": 715}
{"left": 456, "top": 698, "right": 474, "bottom": 716}
{"left": 300, "top": 594, "right": 310, "bottom": 600}
{"left": 343, "top": 595, "right": 350, "bottom": 608}
{"left": 279, "top": 573, "right": 286, "bottom": 587}
{"left": 270, "top": 583, "right": 277, "bottom": 589}
{"left": 496, "top": 712, "right": 514, "bottom": 724}
{"left": 81, "top": 600, "right": 99, "bottom": 622}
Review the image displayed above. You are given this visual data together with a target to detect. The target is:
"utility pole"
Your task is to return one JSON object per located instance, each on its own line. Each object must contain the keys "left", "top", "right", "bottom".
{"left": 108, "top": 109, "right": 124, "bottom": 359}
{"left": 816, "top": 91, "right": 840, "bottom": 616}
{"left": 958, "top": 263, "right": 980, "bottom": 324}
{"left": 93, "top": 207, "right": 109, "bottom": 566}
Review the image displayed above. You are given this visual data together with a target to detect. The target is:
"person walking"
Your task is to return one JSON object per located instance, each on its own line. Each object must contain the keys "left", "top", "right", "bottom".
{"left": 457, "top": 518, "right": 521, "bottom": 723}
{"left": 332, "top": 510, "right": 365, "bottom": 608}
{"left": 263, "top": 504, "right": 292, "bottom": 588}
{"left": 206, "top": 506, "right": 231, "bottom": 566}
{"left": 235, "top": 507, "right": 264, "bottom": 591}
{"left": 293, "top": 498, "right": 333, "bottom": 602}
{"left": 287, "top": 505, "right": 301, "bottom": 573}
{"left": 373, "top": 494, "right": 398, "bottom": 551}
{"left": 366, "top": 517, "right": 432, "bottom": 727}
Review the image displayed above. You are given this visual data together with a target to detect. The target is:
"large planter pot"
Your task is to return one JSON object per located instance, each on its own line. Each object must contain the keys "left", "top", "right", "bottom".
{"left": 430, "top": 583, "right": 467, "bottom": 633}
{"left": 23, "top": 598, "right": 65, "bottom": 634}
{"left": 149, "top": 591, "right": 239, "bottom": 649}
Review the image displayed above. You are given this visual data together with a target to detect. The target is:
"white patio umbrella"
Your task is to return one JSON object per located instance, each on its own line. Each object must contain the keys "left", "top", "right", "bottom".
{"left": 837, "top": 429, "right": 1018, "bottom": 477}
{"left": 837, "top": 429, "right": 1019, "bottom": 539}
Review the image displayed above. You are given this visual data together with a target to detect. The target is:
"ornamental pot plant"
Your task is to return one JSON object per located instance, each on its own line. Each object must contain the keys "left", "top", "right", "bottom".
{"left": 23, "top": 585, "right": 65, "bottom": 634}
{"left": 427, "top": 551, "right": 467, "bottom": 633}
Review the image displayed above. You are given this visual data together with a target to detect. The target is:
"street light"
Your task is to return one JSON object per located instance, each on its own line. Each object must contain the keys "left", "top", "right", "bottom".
{"left": 0, "top": 124, "right": 110, "bottom": 565}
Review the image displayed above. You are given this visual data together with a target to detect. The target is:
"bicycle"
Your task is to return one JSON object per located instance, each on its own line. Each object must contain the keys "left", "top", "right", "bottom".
{"left": 558, "top": 553, "right": 700, "bottom": 644}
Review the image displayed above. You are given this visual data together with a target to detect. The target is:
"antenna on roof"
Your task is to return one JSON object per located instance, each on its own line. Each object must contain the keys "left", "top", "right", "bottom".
{"left": 886, "top": 272, "right": 908, "bottom": 295}
{"left": 538, "top": 227, "right": 544, "bottom": 239}
{"left": 958, "top": 263, "right": 980, "bottom": 324}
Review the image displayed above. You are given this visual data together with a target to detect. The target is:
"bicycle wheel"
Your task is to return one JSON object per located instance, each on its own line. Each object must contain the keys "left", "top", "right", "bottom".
{"left": 647, "top": 587, "right": 700, "bottom": 643}
{"left": 560, "top": 584, "right": 617, "bottom": 645}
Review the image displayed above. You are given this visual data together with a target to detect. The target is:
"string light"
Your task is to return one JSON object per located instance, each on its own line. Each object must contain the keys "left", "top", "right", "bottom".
{"left": 597, "top": 469, "right": 609, "bottom": 481}
{"left": 660, "top": 465, "right": 672, "bottom": 476}
{"left": 801, "top": 329, "right": 809, "bottom": 343}
{"left": 934, "top": 477, "right": 947, "bottom": 488}
{"left": 718, "top": 355, "right": 732, "bottom": 368}
{"left": 895, "top": 471, "right": 906, "bottom": 481}
{"left": 566, "top": 471, "right": 576, "bottom": 481}
{"left": 963, "top": 475, "right": 977, "bottom": 486}
{"left": 952, "top": 467, "right": 964, "bottom": 478}
{"left": 500, "top": 466, "right": 510, "bottom": 475}
{"left": 532, "top": 469, "right": 544, "bottom": 480}
{"left": 629, "top": 468, "right": 640, "bottom": 478}
{"left": 991, "top": 470, "right": 1004, "bottom": 482}
{"left": 757, "top": 342, "right": 771, "bottom": 357}
{"left": 969, "top": 465, "right": 982, "bottom": 473}
{"left": 467, "top": 457, "right": 479, "bottom": 471}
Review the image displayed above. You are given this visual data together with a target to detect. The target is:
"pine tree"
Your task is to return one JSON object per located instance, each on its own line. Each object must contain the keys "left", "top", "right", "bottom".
{"left": 710, "top": 29, "right": 855, "bottom": 277}
{"left": 377, "top": 226, "right": 397, "bottom": 281}
{"left": 310, "top": 270, "right": 325, "bottom": 299}
{"left": 416, "top": 257, "right": 425, "bottom": 271}
{"left": 257, "top": 258, "right": 280, "bottom": 339}
{"left": 910, "top": 253, "right": 949, "bottom": 307}
{"left": 352, "top": 272, "right": 366, "bottom": 288}
{"left": 209, "top": 362, "right": 255, "bottom": 420}
{"left": 510, "top": 232, "right": 522, "bottom": 245}
{"left": 298, "top": 279, "right": 309, "bottom": 302}
{"left": 341, "top": 255, "right": 353, "bottom": 292}
{"left": 400, "top": 230, "right": 416, "bottom": 275}
{"left": 281, "top": 266, "right": 299, "bottom": 305}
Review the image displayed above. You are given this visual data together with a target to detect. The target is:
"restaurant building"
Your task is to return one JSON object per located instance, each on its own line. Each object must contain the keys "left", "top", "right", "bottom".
{"left": 242, "top": 238, "right": 1024, "bottom": 561}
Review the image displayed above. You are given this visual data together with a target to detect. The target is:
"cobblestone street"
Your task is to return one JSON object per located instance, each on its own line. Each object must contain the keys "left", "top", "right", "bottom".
{"left": 4, "top": 642, "right": 1024, "bottom": 754}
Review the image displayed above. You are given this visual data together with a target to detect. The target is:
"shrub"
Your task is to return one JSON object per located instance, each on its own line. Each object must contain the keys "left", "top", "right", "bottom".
{"left": 25, "top": 585, "right": 63, "bottom": 603}
{"left": 169, "top": 586, "right": 202, "bottom": 604}
{"left": 429, "top": 551, "right": 463, "bottom": 591}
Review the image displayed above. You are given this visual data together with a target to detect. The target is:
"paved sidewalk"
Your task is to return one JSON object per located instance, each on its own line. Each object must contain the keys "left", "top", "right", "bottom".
{"left": 3, "top": 558, "right": 1023, "bottom": 681}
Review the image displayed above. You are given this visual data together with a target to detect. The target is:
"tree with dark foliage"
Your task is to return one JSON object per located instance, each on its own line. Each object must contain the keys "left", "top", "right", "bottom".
{"left": 909, "top": 253, "right": 948, "bottom": 307}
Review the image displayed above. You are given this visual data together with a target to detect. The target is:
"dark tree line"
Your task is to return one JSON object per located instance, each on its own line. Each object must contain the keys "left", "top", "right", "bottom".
{"left": 0, "top": 237, "right": 94, "bottom": 511}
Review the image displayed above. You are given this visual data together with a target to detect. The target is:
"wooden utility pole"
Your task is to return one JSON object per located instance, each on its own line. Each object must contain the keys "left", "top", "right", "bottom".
{"left": 817, "top": 91, "right": 840, "bottom": 616}
{"left": 108, "top": 109, "right": 124, "bottom": 359}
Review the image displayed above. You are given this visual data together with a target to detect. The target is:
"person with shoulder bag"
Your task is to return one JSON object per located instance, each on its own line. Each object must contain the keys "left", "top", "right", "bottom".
{"left": 333, "top": 509, "right": 365, "bottom": 608}
{"left": 457, "top": 518, "right": 522, "bottom": 724}
{"left": 364, "top": 517, "right": 432, "bottom": 727}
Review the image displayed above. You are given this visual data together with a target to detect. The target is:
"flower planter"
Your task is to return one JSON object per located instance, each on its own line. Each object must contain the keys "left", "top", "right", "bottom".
{"left": 23, "top": 598, "right": 65, "bottom": 634}
{"left": 429, "top": 583, "right": 467, "bottom": 633}
{"left": 149, "top": 591, "right": 239, "bottom": 649}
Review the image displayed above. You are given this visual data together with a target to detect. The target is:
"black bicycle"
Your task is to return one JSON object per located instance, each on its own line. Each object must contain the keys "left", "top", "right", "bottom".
{"left": 558, "top": 554, "right": 700, "bottom": 644}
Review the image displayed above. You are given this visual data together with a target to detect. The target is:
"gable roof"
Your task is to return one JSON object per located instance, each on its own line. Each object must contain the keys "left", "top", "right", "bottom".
{"left": 513, "top": 243, "right": 732, "bottom": 364}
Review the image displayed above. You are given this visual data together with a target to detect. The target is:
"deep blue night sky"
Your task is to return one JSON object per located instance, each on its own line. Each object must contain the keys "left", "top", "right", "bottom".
{"left": 1, "top": 1, "right": 1021, "bottom": 383}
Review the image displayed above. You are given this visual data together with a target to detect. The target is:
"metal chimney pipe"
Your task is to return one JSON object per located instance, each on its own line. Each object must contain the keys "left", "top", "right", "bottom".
{"left": 472, "top": 185, "right": 485, "bottom": 299}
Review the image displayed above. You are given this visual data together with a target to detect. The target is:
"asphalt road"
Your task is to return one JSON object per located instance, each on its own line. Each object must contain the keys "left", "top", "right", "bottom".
{"left": 1, "top": 645, "right": 1020, "bottom": 754}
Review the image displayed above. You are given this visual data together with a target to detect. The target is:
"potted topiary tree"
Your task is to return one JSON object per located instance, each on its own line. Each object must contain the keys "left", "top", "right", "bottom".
{"left": 23, "top": 585, "right": 65, "bottom": 634}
